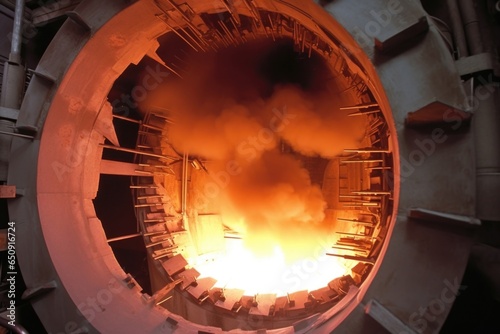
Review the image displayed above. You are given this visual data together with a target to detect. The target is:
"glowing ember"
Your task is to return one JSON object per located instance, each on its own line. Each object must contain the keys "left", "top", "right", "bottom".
{"left": 189, "top": 238, "right": 349, "bottom": 297}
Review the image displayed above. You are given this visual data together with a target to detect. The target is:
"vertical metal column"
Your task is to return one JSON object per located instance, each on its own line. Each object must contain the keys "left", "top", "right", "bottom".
{"left": 0, "top": 0, "right": 26, "bottom": 109}
{"left": 458, "top": 0, "right": 484, "bottom": 55}
{"left": 474, "top": 83, "right": 500, "bottom": 221}
{"left": 1, "top": 0, "right": 26, "bottom": 182}
{"left": 446, "top": 0, "right": 468, "bottom": 58}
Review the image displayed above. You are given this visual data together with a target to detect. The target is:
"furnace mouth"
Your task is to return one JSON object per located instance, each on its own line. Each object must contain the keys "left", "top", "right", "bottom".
{"left": 97, "top": 5, "right": 395, "bottom": 331}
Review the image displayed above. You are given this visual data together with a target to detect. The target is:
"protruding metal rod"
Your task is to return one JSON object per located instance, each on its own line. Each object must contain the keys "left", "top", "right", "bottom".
{"left": 146, "top": 241, "right": 177, "bottom": 249}
{"left": 215, "top": 29, "right": 230, "bottom": 48}
{"left": 184, "top": 25, "right": 208, "bottom": 52}
{"left": 341, "top": 159, "right": 383, "bottom": 164}
{"left": 163, "top": 0, "right": 194, "bottom": 27}
{"left": 336, "top": 232, "right": 376, "bottom": 239}
{"left": 156, "top": 3, "right": 207, "bottom": 52}
{"left": 134, "top": 203, "right": 168, "bottom": 208}
{"left": 267, "top": 13, "right": 276, "bottom": 41}
{"left": 153, "top": 57, "right": 184, "bottom": 80}
{"left": 156, "top": 15, "right": 199, "bottom": 52}
{"left": 144, "top": 219, "right": 166, "bottom": 223}
{"left": 0, "top": 130, "right": 33, "bottom": 139}
{"left": 243, "top": 0, "right": 261, "bottom": 23}
{"left": 340, "top": 103, "right": 379, "bottom": 111}
{"left": 153, "top": 251, "right": 175, "bottom": 260}
{"left": 331, "top": 245, "right": 369, "bottom": 253}
{"left": 326, "top": 253, "right": 374, "bottom": 263}
{"left": 365, "top": 167, "right": 392, "bottom": 170}
{"left": 230, "top": 17, "right": 244, "bottom": 41}
{"left": 219, "top": 20, "right": 238, "bottom": 46}
{"left": 162, "top": 0, "right": 209, "bottom": 50}
{"left": 181, "top": 152, "right": 188, "bottom": 216}
{"left": 137, "top": 195, "right": 164, "bottom": 200}
{"left": 107, "top": 233, "right": 142, "bottom": 243}
{"left": 113, "top": 114, "right": 141, "bottom": 124}
{"left": 337, "top": 241, "right": 372, "bottom": 249}
{"left": 348, "top": 110, "right": 381, "bottom": 117}
{"left": 151, "top": 112, "right": 175, "bottom": 124}
{"left": 344, "top": 148, "right": 390, "bottom": 153}
{"left": 142, "top": 123, "right": 165, "bottom": 132}
{"left": 337, "top": 218, "right": 374, "bottom": 226}
{"left": 100, "top": 144, "right": 177, "bottom": 161}
{"left": 134, "top": 170, "right": 154, "bottom": 176}
{"left": 343, "top": 203, "right": 380, "bottom": 208}
{"left": 156, "top": 295, "right": 173, "bottom": 305}
{"left": 130, "top": 185, "right": 158, "bottom": 189}
{"left": 352, "top": 191, "right": 392, "bottom": 195}
{"left": 369, "top": 119, "right": 384, "bottom": 129}
{"left": 301, "top": 29, "right": 306, "bottom": 53}
{"left": 221, "top": 0, "right": 235, "bottom": 20}
{"left": 343, "top": 201, "right": 380, "bottom": 206}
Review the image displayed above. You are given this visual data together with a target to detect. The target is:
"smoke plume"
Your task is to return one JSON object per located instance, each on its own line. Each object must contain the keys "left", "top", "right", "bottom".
{"left": 141, "top": 39, "right": 365, "bottom": 261}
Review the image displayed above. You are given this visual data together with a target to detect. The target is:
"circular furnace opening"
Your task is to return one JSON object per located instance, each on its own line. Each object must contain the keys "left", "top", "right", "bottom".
{"left": 87, "top": 1, "right": 397, "bottom": 332}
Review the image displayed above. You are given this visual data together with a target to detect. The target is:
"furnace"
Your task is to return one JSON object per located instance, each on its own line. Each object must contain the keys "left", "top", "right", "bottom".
{"left": 92, "top": 4, "right": 396, "bottom": 330}
{"left": 3, "top": 0, "right": 488, "bottom": 333}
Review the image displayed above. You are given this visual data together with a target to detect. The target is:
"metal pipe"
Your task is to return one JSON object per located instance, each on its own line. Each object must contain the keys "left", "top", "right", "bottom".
{"left": 0, "top": 316, "right": 29, "bottom": 334}
{"left": 446, "top": 0, "right": 469, "bottom": 58}
{"left": 474, "top": 83, "right": 500, "bottom": 221}
{"left": 10, "top": 0, "right": 25, "bottom": 63}
{"left": 0, "top": 121, "right": 14, "bottom": 181}
{"left": 1, "top": 0, "right": 26, "bottom": 110}
{"left": 458, "top": 0, "right": 483, "bottom": 55}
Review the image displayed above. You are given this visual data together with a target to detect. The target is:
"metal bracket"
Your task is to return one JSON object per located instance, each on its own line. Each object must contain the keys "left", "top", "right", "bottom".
{"left": 364, "top": 299, "right": 417, "bottom": 334}
{"left": 408, "top": 208, "right": 481, "bottom": 229}
{"left": 0, "top": 107, "right": 19, "bottom": 121}
{"left": 66, "top": 11, "right": 92, "bottom": 31}
{"left": 21, "top": 280, "right": 58, "bottom": 301}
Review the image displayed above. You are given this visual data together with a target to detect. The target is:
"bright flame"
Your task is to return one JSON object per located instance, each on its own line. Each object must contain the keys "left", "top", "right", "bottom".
{"left": 190, "top": 238, "right": 349, "bottom": 297}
